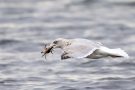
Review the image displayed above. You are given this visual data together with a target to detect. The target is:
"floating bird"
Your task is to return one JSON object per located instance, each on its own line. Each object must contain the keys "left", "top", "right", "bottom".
{"left": 41, "top": 38, "right": 129, "bottom": 60}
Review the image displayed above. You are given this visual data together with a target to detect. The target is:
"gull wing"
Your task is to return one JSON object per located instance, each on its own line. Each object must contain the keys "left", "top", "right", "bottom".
{"left": 63, "top": 38, "right": 102, "bottom": 59}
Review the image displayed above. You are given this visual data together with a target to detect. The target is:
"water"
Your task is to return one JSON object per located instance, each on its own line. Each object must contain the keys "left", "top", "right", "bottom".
{"left": 0, "top": 0, "right": 135, "bottom": 90}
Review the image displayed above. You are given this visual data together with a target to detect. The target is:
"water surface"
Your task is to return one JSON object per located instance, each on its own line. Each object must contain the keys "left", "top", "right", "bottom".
{"left": 0, "top": 0, "right": 135, "bottom": 90}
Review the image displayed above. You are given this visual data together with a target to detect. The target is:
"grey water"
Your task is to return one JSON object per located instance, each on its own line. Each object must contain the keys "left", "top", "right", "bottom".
{"left": 0, "top": 0, "right": 135, "bottom": 90}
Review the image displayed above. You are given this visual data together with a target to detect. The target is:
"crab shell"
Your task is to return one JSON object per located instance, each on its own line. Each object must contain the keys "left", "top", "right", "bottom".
{"left": 41, "top": 45, "right": 54, "bottom": 59}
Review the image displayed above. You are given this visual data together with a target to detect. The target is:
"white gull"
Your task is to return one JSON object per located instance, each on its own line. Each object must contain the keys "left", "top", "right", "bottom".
{"left": 43, "top": 38, "right": 129, "bottom": 60}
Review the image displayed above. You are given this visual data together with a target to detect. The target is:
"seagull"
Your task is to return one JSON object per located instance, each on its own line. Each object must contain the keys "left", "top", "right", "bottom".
{"left": 41, "top": 38, "right": 129, "bottom": 60}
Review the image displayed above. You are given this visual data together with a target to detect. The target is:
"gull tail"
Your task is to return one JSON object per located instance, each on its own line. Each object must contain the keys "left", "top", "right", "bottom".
{"left": 99, "top": 47, "right": 129, "bottom": 58}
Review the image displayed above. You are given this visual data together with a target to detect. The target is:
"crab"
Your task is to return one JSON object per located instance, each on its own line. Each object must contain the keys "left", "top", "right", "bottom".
{"left": 41, "top": 44, "right": 54, "bottom": 59}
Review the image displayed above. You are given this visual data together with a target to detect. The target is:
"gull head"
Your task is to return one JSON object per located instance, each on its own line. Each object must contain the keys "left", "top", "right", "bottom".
{"left": 51, "top": 38, "right": 71, "bottom": 49}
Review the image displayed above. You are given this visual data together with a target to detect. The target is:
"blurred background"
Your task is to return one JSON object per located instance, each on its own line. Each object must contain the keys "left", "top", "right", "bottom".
{"left": 0, "top": 0, "right": 135, "bottom": 90}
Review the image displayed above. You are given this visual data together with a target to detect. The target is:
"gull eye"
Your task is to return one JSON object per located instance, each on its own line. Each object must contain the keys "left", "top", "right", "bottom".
{"left": 53, "top": 41, "right": 58, "bottom": 44}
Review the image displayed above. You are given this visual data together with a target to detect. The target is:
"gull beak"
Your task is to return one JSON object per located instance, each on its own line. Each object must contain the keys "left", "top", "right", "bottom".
{"left": 50, "top": 43, "right": 56, "bottom": 48}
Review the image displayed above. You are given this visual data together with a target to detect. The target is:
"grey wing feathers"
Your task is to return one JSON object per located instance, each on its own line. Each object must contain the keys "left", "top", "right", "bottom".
{"left": 62, "top": 39, "right": 103, "bottom": 59}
